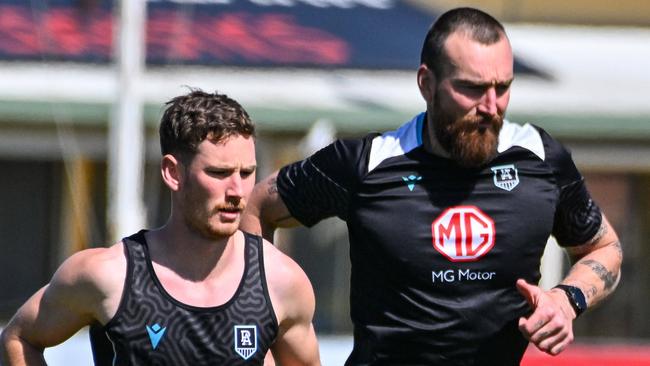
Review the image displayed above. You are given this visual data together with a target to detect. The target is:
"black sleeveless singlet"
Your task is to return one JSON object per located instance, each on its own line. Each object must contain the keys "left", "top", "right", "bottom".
{"left": 89, "top": 230, "right": 279, "bottom": 365}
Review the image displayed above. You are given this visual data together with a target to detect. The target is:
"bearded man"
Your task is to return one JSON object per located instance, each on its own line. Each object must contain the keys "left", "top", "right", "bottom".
{"left": 240, "top": 7, "right": 622, "bottom": 366}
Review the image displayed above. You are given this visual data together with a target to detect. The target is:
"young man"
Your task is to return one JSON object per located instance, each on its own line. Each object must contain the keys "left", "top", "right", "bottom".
{"left": 240, "top": 7, "right": 622, "bottom": 365}
{"left": 0, "top": 90, "right": 321, "bottom": 365}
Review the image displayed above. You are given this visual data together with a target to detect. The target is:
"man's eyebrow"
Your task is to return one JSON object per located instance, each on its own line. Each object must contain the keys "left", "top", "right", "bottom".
{"left": 453, "top": 77, "right": 514, "bottom": 87}
{"left": 206, "top": 163, "right": 257, "bottom": 170}
{"left": 209, "top": 164, "right": 257, "bottom": 169}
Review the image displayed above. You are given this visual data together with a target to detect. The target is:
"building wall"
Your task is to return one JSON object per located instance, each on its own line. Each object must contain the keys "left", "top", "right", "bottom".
{"left": 0, "top": 160, "right": 61, "bottom": 318}
{"left": 576, "top": 172, "right": 650, "bottom": 338}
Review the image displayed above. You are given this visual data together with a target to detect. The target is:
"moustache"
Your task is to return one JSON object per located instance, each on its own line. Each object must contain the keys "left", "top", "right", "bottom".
{"left": 214, "top": 202, "right": 246, "bottom": 212}
{"left": 453, "top": 115, "right": 503, "bottom": 133}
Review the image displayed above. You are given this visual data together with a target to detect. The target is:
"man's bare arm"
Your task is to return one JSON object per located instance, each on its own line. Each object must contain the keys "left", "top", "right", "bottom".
{"left": 518, "top": 214, "right": 622, "bottom": 355}
{"left": 0, "top": 249, "right": 115, "bottom": 365}
{"left": 242, "top": 171, "right": 301, "bottom": 242}
{"left": 1, "top": 287, "right": 52, "bottom": 366}
{"left": 560, "top": 214, "right": 622, "bottom": 307}
{"left": 263, "top": 241, "right": 321, "bottom": 365}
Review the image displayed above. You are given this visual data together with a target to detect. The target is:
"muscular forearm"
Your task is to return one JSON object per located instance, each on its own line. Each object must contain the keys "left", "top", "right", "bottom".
{"left": 562, "top": 217, "right": 623, "bottom": 308}
{"left": 241, "top": 191, "right": 280, "bottom": 242}
{"left": 562, "top": 241, "right": 622, "bottom": 307}
{"left": 1, "top": 334, "right": 47, "bottom": 366}
{"left": 242, "top": 173, "right": 300, "bottom": 243}
{"left": 518, "top": 217, "right": 622, "bottom": 355}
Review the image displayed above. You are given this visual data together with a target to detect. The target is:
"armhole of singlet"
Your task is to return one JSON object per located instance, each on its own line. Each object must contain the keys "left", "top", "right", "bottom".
{"left": 101, "top": 239, "right": 134, "bottom": 329}
{"left": 254, "top": 234, "right": 280, "bottom": 330}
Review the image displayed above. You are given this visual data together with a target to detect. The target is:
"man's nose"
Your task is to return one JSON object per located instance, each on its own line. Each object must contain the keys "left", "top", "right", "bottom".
{"left": 477, "top": 87, "right": 498, "bottom": 116}
{"left": 226, "top": 174, "right": 244, "bottom": 198}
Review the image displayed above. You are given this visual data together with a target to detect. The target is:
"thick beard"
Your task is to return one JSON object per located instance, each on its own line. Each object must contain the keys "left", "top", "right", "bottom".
{"left": 433, "top": 100, "right": 503, "bottom": 168}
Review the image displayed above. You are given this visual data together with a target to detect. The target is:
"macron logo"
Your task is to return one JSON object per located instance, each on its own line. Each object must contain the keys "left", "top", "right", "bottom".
{"left": 402, "top": 175, "right": 422, "bottom": 191}
{"left": 146, "top": 323, "right": 167, "bottom": 349}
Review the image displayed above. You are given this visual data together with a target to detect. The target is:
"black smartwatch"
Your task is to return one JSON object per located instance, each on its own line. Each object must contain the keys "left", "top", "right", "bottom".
{"left": 554, "top": 284, "right": 587, "bottom": 318}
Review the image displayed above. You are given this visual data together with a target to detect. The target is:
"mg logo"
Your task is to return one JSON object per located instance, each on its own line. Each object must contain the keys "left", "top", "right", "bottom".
{"left": 432, "top": 206, "right": 495, "bottom": 262}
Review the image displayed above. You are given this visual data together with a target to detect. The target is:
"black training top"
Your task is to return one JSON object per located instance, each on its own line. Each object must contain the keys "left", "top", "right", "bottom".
{"left": 89, "top": 230, "right": 278, "bottom": 365}
{"left": 277, "top": 113, "right": 602, "bottom": 365}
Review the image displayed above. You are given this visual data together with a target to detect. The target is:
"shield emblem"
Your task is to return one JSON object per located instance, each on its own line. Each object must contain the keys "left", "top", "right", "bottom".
{"left": 491, "top": 164, "right": 519, "bottom": 191}
{"left": 234, "top": 325, "right": 257, "bottom": 360}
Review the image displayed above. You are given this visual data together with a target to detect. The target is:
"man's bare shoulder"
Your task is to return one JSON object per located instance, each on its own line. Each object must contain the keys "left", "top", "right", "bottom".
{"left": 260, "top": 239, "right": 315, "bottom": 323}
{"left": 54, "top": 242, "right": 126, "bottom": 286}
{"left": 261, "top": 239, "right": 311, "bottom": 290}
{"left": 48, "top": 242, "right": 127, "bottom": 318}
{"left": 0, "top": 242, "right": 129, "bottom": 347}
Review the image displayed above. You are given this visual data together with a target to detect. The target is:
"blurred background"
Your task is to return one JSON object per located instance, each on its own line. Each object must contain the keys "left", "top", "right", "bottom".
{"left": 1, "top": 0, "right": 650, "bottom": 364}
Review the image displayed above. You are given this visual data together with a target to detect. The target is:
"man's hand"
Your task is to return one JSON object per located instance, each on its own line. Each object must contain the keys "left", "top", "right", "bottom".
{"left": 516, "top": 279, "right": 576, "bottom": 356}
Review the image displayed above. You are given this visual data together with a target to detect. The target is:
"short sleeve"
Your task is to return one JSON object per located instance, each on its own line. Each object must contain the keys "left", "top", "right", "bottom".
{"left": 539, "top": 126, "right": 603, "bottom": 246}
{"left": 276, "top": 135, "right": 373, "bottom": 227}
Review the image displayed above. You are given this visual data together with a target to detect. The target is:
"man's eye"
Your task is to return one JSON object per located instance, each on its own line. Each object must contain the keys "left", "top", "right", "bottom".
{"left": 496, "top": 85, "right": 510, "bottom": 95}
{"left": 208, "top": 170, "right": 229, "bottom": 176}
{"left": 459, "top": 84, "right": 485, "bottom": 95}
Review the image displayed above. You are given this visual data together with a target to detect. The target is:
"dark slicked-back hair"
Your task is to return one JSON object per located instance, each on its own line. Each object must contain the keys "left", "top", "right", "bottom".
{"left": 159, "top": 89, "right": 255, "bottom": 160}
{"left": 420, "top": 7, "right": 507, "bottom": 78}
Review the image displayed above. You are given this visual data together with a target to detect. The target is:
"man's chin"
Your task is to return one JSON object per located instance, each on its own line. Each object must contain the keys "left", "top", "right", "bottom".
{"left": 435, "top": 116, "right": 502, "bottom": 166}
{"left": 454, "top": 152, "right": 497, "bottom": 168}
{"left": 199, "top": 222, "right": 239, "bottom": 240}
{"left": 451, "top": 138, "right": 499, "bottom": 168}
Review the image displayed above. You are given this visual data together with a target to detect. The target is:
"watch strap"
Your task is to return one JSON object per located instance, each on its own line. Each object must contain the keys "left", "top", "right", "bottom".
{"left": 554, "top": 284, "right": 587, "bottom": 318}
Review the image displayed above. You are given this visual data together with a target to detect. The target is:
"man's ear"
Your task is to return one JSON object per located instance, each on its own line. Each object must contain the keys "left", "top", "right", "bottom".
{"left": 417, "top": 64, "right": 436, "bottom": 104}
{"left": 161, "top": 154, "right": 183, "bottom": 191}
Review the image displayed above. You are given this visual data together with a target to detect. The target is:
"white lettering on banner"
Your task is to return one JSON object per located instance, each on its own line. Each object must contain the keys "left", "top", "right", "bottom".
{"left": 149, "top": 0, "right": 394, "bottom": 9}
{"left": 432, "top": 269, "right": 496, "bottom": 283}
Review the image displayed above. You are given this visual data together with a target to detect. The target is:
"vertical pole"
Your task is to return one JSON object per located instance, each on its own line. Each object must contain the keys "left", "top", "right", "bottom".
{"left": 107, "top": 0, "right": 147, "bottom": 242}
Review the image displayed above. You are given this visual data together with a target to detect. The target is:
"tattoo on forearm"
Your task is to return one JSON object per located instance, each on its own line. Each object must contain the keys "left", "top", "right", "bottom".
{"left": 585, "top": 285, "right": 597, "bottom": 300}
{"left": 267, "top": 178, "right": 278, "bottom": 195}
{"left": 613, "top": 241, "right": 623, "bottom": 260}
{"left": 587, "top": 221, "right": 608, "bottom": 245}
{"left": 580, "top": 259, "right": 617, "bottom": 291}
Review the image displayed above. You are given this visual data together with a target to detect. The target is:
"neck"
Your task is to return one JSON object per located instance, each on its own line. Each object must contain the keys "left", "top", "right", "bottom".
{"left": 145, "top": 221, "right": 240, "bottom": 282}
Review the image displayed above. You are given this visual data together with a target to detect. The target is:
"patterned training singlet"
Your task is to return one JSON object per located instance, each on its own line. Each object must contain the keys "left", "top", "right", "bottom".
{"left": 89, "top": 230, "right": 279, "bottom": 365}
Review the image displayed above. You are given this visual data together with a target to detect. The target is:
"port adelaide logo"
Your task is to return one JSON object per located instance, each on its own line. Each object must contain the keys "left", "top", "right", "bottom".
{"left": 491, "top": 164, "right": 519, "bottom": 191}
{"left": 234, "top": 325, "right": 257, "bottom": 360}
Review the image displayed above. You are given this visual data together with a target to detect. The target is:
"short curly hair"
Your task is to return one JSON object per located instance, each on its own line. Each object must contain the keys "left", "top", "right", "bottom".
{"left": 159, "top": 89, "right": 255, "bottom": 160}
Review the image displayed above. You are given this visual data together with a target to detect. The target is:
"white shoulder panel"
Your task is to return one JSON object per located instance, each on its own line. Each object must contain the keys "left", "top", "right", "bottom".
{"left": 497, "top": 120, "right": 546, "bottom": 161}
{"left": 368, "top": 113, "right": 425, "bottom": 173}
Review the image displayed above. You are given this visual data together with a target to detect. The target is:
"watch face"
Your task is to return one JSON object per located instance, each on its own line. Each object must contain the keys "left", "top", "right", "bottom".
{"left": 556, "top": 285, "right": 586, "bottom": 316}
{"left": 571, "top": 287, "right": 587, "bottom": 310}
